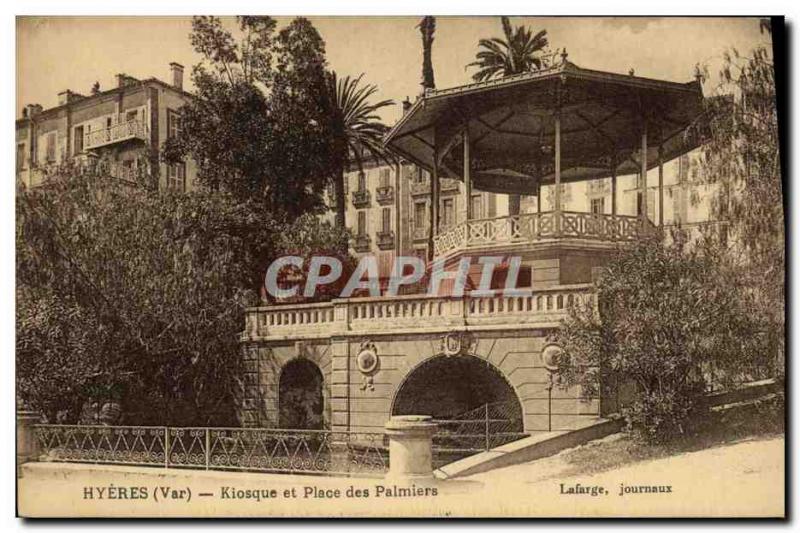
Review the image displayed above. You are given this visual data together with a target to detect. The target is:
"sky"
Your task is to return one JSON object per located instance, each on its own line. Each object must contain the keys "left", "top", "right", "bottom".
{"left": 17, "top": 16, "right": 770, "bottom": 125}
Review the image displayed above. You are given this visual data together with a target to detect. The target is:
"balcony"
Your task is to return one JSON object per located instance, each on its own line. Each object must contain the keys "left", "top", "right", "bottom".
{"left": 353, "top": 233, "right": 371, "bottom": 253}
{"left": 409, "top": 178, "right": 460, "bottom": 197}
{"left": 352, "top": 189, "right": 371, "bottom": 208}
{"left": 433, "top": 211, "right": 654, "bottom": 258}
{"left": 84, "top": 119, "right": 148, "bottom": 150}
{"left": 376, "top": 230, "right": 395, "bottom": 250}
{"left": 26, "top": 157, "right": 150, "bottom": 188}
{"left": 410, "top": 180, "right": 429, "bottom": 197}
{"left": 375, "top": 185, "right": 394, "bottom": 205}
{"left": 243, "top": 284, "right": 594, "bottom": 341}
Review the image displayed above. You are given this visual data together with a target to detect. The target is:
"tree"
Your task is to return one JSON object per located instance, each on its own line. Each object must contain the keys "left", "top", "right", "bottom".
{"left": 419, "top": 16, "right": 436, "bottom": 90}
{"left": 16, "top": 169, "right": 350, "bottom": 424}
{"left": 327, "top": 72, "right": 394, "bottom": 230}
{"left": 551, "top": 235, "right": 770, "bottom": 444}
{"left": 163, "top": 16, "right": 335, "bottom": 218}
{"left": 467, "top": 16, "right": 551, "bottom": 215}
{"left": 689, "top": 22, "right": 783, "bottom": 370}
{"left": 267, "top": 17, "right": 337, "bottom": 215}
{"left": 467, "top": 16, "right": 549, "bottom": 83}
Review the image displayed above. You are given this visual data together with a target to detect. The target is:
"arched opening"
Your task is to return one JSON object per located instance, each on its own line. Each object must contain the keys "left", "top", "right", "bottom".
{"left": 392, "top": 354, "right": 524, "bottom": 435}
{"left": 278, "top": 359, "right": 324, "bottom": 430}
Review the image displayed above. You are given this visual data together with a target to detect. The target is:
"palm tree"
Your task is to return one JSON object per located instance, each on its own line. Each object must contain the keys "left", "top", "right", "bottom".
{"left": 419, "top": 16, "right": 436, "bottom": 90}
{"left": 468, "top": 17, "right": 550, "bottom": 215}
{"left": 467, "top": 17, "right": 549, "bottom": 82}
{"left": 328, "top": 72, "right": 395, "bottom": 230}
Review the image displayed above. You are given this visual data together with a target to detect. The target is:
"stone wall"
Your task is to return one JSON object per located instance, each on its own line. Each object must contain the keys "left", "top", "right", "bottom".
{"left": 242, "top": 327, "right": 604, "bottom": 435}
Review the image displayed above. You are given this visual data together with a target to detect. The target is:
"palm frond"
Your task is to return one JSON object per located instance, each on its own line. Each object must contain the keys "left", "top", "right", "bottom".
{"left": 467, "top": 17, "right": 550, "bottom": 81}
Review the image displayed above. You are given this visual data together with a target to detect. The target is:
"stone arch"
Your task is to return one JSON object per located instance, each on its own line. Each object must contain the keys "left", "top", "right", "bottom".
{"left": 278, "top": 358, "right": 325, "bottom": 430}
{"left": 391, "top": 353, "right": 524, "bottom": 433}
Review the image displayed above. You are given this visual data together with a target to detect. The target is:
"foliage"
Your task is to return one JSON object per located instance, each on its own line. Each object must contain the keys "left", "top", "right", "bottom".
{"left": 269, "top": 213, "right": 355, "bottom": 303}
{"left": 552, "top": 235, "right": 770, "bottom": 444}
{"left": 327, "top": 72, "right": 394, "bottom": 229}
{"left": 690, "top": 24, "right": 783, "bottom": 370}
{"left": 16, "top": 172, "right": 281, "bottom": 425}
{"left": 467, "top": 16, "right": 550, "bottom": 82}
{"left": 163, "top": 16, "right": 335, "bottom": 219}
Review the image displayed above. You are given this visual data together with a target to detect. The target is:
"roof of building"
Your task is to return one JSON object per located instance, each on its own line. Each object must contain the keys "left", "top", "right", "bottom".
{"left": 385, "top": 58, "right": 705, "bottom": 195}
{"left": 16, "top": 76, "right": 193, "bottom": 126}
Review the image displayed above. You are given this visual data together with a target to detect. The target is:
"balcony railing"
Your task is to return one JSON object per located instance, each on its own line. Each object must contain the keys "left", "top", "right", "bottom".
{"left": 84, "top": 119, "right": 148, "bottom": 150}
{"left": 375, "top": 185, "right": 394, "bottom": 205}
{"left": 409, "top": 178, "right": 459, "bottom": 197}
{"left": 376, "top": 230, "right": 395, "bottom": 250}
{"left": 351, "top": 189, "right": 371, "bottom": 208}
{"left": 244, "top": 284, "right": 594, "bottom": 341}
{"left": 26, "top": 158, "right": 150, "bottom": 188}
{"left": 433, "top": 211, "right": 653, "bottom": 258}
{"left": 412, "top": 225, "right": 428, "bottom": 242}
{"left": 353, "top": 233, "right": 371, "bottom": 253}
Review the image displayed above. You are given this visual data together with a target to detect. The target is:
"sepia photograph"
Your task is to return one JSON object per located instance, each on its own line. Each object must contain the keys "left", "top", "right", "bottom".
{"left": 13, "top": 14, "right": 786, "bottom": 519}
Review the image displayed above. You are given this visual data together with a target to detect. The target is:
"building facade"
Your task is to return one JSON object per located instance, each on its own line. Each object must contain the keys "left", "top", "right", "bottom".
{"left": 16, "top": 63, "right": 197, "bottom": 192}
{"left": 327, "top": 159, "right": 498, "bottom": 266}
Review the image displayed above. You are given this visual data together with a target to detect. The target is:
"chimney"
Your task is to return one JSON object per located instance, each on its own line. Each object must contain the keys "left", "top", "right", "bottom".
{"left": 402, "top": 97, "right": 412, "bottom": 115}
{"left": 57, "top": 90, "right": 83, "bottom": 106}
{"left": 26, "top": 103, "right": 43, "bottom": 118}
{"left": 170, "top": 62, "right": 184, "bottom": 91}
{"left": 116, "top": 73, "right": 127, "bottom": 88}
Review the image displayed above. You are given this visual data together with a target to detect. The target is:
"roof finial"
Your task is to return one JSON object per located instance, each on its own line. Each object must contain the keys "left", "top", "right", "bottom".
{"left": 560, "top": 48, "right": 568, "bottom": 64}
{"left": 628, "top": 68, "right": 635, "bottom": 76}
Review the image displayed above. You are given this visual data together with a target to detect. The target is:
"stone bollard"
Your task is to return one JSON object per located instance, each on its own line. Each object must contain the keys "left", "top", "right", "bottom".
{"left": 16, "top": 410, "right": 42, "bottom": 478}
{"left": 384, "top": 415, "right": 438, "bottom": 481}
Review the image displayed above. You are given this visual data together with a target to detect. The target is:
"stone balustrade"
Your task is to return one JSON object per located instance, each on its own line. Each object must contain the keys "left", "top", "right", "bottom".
{"left": 244, "top": 284, "right": 594, "bottom": 341}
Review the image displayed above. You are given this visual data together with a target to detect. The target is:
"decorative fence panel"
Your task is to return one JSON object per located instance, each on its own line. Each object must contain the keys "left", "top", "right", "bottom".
{"left": 431, "top": 402, "right": 529, "bottom": 468}
{"left": 35, "top": 425, "right": 388, "bottom": 477}
{"left": 433, "top": 210, "right": 648, "bottom": 257}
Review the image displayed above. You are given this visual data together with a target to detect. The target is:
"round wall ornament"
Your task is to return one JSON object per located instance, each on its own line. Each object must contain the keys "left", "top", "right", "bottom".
{"left": 356, "top": 341, "right": 379, "bottom": 375}
{"left": 541, "top": 343, "right": 565, "bottom": 372}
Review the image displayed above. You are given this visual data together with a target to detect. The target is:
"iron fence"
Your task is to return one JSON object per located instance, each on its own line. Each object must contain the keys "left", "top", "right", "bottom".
{"left": 34, "top": 425, "right": 388, "bottom": 477}
{"left": 431, "top": 402, "right": 528, "bottom": 467}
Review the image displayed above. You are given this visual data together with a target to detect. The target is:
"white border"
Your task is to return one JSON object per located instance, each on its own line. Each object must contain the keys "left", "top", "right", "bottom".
{"left": 4, "top": 3, "right": 797, "bottom": 531}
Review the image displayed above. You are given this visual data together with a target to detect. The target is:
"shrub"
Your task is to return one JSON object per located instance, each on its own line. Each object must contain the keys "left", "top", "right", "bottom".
{"left": 552, "top": 234, "right": 771, "bottom": 444}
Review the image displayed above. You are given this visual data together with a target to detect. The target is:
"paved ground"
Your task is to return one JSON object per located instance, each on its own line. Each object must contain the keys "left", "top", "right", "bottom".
{"left": 18, "top": 435, "right": 784, "bottom": 518}
{"left": 468, "top": 434, "right": 785, "bottom": 517}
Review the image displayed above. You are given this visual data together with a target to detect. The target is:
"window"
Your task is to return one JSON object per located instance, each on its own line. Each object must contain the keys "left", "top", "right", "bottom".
{"left": 414, "top": 202, "right": 427, "bottom": 229}
{"left": 470, "top": 194, "right": 482, "bottom": 219}
{"left": 73, "top": 126, "right": 84, "bottom": 155}
{"left": 381, "top": 208, "right": 391, "bottom": 232}
{"left": 357, "top": 171, "right": 367, "bottom": 192}
{"left": 590, "top": 197, "right": 605, "bottom": 215}
{"left": 441, "top": 198, "right": 454, "bottom": 228}
{"left": 167, "top": 162, "right": 186, "bottom": 192}
{"left": 16, "top": 143, "right": 25, "bottom": 172}
{"left": 122, "top": 160, "right": 135, "bottom": 181}
{"left": 379, "top": 167, "right": 391, "bottom": 188}
{"left": 167, "top": 109, "right": 182, "bottom": 140}
{"left": 45, "top": 132, "right": 56, "bottom": 162}
{"left": 357, "top": 211, "right": 367, "bottom": 236}
{"left": 126, "top": 110, "right": 138, "bottom": 122}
